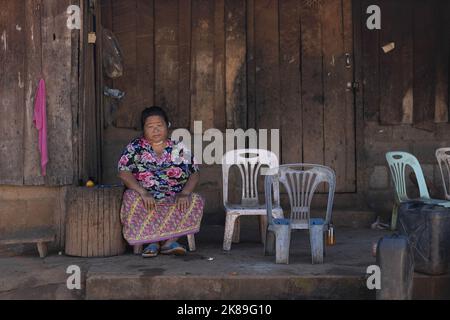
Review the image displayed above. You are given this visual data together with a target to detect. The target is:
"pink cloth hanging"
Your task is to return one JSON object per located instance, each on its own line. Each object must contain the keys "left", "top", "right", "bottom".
{"left": 33, "top": 79, "right": 48, "bottom": 176}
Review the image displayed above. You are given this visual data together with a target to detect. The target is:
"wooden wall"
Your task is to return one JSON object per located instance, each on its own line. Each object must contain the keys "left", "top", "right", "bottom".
{"left": 0, "top": 0, "right": 100, "bottom": 186}
{"left": 357, "top": 0, "right": 450, "bottom": 129}
{"left": 102, "top": 0, "right": 357, "bottom": 192}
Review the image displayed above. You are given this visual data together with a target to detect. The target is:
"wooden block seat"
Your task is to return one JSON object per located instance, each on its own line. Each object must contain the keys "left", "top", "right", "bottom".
{"left": 65, "top": 186, "right": 127, "bottom": 257}
{"left": 0, "top": 227, "right": 55, "bottom": 258}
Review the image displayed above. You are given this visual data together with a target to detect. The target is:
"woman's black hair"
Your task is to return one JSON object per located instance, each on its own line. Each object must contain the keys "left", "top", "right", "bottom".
{"left": 141, "top": 106, "right": 170, "bottom": 130}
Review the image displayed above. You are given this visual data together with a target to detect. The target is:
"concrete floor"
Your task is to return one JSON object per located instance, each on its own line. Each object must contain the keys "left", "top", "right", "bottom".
{"left": 0, "top": 222, "right": 449, "bottom": 300}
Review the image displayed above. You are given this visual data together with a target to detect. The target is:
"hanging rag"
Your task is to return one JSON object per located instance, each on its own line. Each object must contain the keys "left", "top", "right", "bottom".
{"left": 33, "top": 78, "right": 48, "bottom": 176}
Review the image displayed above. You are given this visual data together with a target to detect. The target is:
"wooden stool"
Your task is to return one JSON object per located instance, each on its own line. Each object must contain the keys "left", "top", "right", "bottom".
{"left": 0, "top": 227, "right": 55, "bottom": 258}
{"left": 65, "top": 186, "right": 127, "bottom": 257}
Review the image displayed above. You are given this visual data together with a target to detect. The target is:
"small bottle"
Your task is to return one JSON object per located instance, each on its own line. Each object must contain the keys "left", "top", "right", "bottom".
{"left": 326, "top": 224, "right": 336, "bottom": 246}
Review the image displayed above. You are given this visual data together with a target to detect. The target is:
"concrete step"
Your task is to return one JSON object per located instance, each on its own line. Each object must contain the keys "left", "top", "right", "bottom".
{"left": 86, "top": 273, "right": 374, "bottom": 300}
{"left": 85, "top": 269, "right": 450, "bottom": 300}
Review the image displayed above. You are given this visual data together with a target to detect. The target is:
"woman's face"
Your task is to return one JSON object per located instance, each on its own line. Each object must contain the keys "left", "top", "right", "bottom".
{"left": 143, "top": 116, "right": 168, "bottom": 143}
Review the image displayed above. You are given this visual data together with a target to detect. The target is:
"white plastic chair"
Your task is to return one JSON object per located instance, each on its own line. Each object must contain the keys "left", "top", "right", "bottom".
{"left": 264, "top": 164, "right": 336, "bottom": 264}
{"left": 436, "top": 148, "right": 450, "bottom": 200}
{"left": 222, "top": 149, "right": 283, "bottom": 251}
{"left": 386, "top": 151, "right": 450, "bottom": 231}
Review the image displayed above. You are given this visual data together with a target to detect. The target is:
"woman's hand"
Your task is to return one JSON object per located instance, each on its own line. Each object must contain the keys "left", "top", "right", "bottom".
{"left": 140, "top": 192, "right": 156, "bottom": 212}
{"left": 176, "top": 193, "right": 190, "bottom": 211}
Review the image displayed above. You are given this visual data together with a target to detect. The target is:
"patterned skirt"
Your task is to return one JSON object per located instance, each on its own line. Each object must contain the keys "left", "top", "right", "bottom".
{"left": 120, "top": 189, "right": 204, "bottom": 245}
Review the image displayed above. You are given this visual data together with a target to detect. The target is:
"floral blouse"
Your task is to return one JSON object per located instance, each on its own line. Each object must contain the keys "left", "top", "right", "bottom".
{"left": 118, "top": 137, "right": 199, "bottom": 200}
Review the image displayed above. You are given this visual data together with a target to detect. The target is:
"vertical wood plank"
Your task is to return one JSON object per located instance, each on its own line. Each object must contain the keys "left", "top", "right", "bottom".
{"left": 97, "top": 189, "right": 104, "bottom": 257}
{"left": 0, "top": 0, "right": 26, "bottom": 185}
{"left": 254, "top": 0, "right": 280, "bottom": 133}
{"left": 71, "top": 0, "right": 80, "bottom": 185}
{"left": 361, "top": 0, "right": 380, "bottom": 121}
{"left": 279, "top": 0, "right": 302, "bottom": 163}
{"left": 379, "top": 0, "right": 414, "bottom": 125}
{"left": 23, "top": 0, "right": 45, "bottom": 185}
{"left": 352, "top": 0, "right": 367, "bottom": 195}
{"left": 41, "top": 0, "right": 75, "bottom": 185}
{"left": 80, "top": 2, "right": 98, "bottom": 183}
{"left": 96, "top": 1, "right": 104, "bottom": 182}
{"left": 178, "top": 0, "right": 192, "bottom": 129}
{"left": 103, "top": 187, "right": 111, "bottom": 255}
{"left": 434, "top": 0, "right": 449, "bottom": 123}
{"left": 137, "top": 0, "right": 154, "bottom": 111}
{"left": 155, "top": 0, "right": 179, "bottom": 127}
{"left": 322, "top": 0, "right": 344, "bottom": 191}
{"left": 225, "top": 0, "right": 246, "bottom": 129}
{"left": 300, "top": 1, "right": 324, "bottom": 167}
{"left": 246, "top": 0, "right": 256, "bottom": 129}
{"left": 323, "top": 0, "right": 355, "bottom": 192}
{"left": 88, "top": 189, "right": 95, "bottom": 257}
{"left": 412, "top": 0, "right": 436, "bottom": 130}
{"left": 113, "top": 0, "right": 139, "bottom": 128}
{"left": 342, "top": 0, "right": 356, "bottom": 191}
{"left": 214, "top": 0, "right": 226, "bottom": 130}
{"left": 101, "top": 0, "right": 113, "bottom": 30}
{"left": 191, "top": 0, "right": 215, "bottom": 130}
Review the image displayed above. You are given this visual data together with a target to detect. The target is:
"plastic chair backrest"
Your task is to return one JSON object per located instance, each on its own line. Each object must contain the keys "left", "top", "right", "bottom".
{"left": 436, "top": 148, "right": 450, "bottom": 200}
{"left": 222, "top": 149, "right": 280, "bottom": 207}
{"left": 385, "top": 151, "right": 430, "bottom": 202}
{"left": 265, "top": 164, "right": 335, "bottom": 225}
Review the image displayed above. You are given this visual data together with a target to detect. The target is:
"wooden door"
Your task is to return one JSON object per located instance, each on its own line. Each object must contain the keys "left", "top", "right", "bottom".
{"left": 250, "top": 0, "right": 356, "bottom": 193}
{"left": 100, "top": 0, "right": 356, "bottom": 192}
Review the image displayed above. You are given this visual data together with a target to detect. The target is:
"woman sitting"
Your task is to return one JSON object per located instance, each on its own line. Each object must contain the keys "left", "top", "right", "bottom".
{"left": 117, "top": 106, "right": 204, "bottom": 257}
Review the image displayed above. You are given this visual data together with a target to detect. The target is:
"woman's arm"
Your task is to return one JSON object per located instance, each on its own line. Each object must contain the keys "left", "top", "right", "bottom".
{"left": 118, "top": 171, "right": 156, "bottom": 211}
{"left": 176, "top": 172, "right": 200, "bottom": 211}
{"left": 180, "top": 171, "right": 200, "bottom": 195}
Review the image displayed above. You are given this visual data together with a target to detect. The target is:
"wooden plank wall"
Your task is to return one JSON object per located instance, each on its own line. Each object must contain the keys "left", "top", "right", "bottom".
{"left": 0, "top": 0, "right": 82, "bottom": 186}
{"left": 360, "top": 0, "right": 450, "bottom": 128}
{"left": 103, "top": 0, "right": 357, "bottom": 192}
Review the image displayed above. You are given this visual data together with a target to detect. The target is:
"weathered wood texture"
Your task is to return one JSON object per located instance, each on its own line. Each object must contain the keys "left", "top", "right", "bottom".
{"left": 1, "top": 0, "right": 84, "bottom": 186}
{"left": 65, "top": 186, "right": 127, "bottom": 257}
{"left": 359, "top": 0, "right": 450, "bottom": 126}
{"left": 102, "top": 0, "right": 357, "bottom": 192}
{"left": 77, "top": 0, "right": 102, "bottom": 185}
{"left": 0, "top": 0, "right": 26, "bottom": 185}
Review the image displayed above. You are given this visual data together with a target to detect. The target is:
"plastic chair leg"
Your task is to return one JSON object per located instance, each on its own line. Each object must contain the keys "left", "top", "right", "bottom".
{"left": 275, "top": 225, "right": 291, "bottom": 264}
{"left": 259, "top": 215, "right": 268, "bottom": 245}
{"left": 390, "top": 202, "right": 399, "bottom": 231}
{"left": 223, "top": 214, "right": 239, "bottom": 251}
{"left": 232, "top": 217, "right": 240, "bottom": 244}
{"left": 310, "top": 224, "right": 324, "bottom": 264}
{"left": 264, "top": 229, "right": 276, "bottom": 256}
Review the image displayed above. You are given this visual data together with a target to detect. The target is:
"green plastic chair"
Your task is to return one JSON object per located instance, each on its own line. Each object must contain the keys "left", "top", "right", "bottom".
{"left": 385, "top": 151, "right": 450, "bottom": 230}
